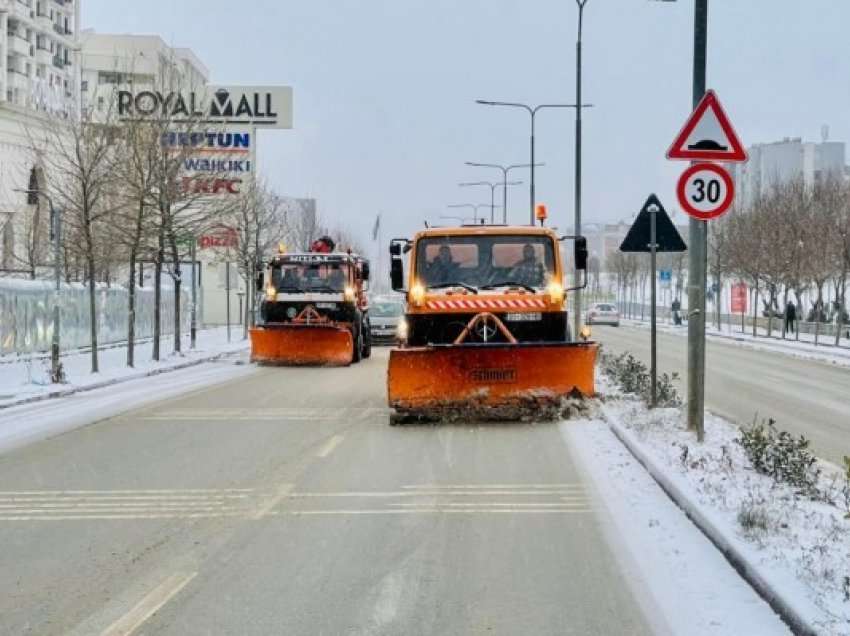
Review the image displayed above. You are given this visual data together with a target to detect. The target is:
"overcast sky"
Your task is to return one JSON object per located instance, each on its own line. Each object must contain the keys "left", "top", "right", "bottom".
{"left": 85, "top": 0, "right": 850, "bottom": 259}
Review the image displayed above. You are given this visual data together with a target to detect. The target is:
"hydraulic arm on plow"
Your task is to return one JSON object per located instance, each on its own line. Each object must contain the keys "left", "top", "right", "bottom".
{"left": 386, "top": 224, "right": 597, "bottom": 421}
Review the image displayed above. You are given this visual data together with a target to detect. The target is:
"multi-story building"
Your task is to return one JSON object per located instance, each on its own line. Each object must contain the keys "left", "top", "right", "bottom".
{"left": 726, "top": 136, "right": 847, "bottom": 209}
{"left": 0, "top": 0, "right": 81, "bottom": 273}
{"left": 80, "top": 32, "right": 208, "bottom": 114}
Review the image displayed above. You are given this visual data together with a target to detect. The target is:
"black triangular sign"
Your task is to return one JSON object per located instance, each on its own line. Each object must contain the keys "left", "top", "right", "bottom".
{"left": 619, "top": 194, "right": 687, "bottom": 253}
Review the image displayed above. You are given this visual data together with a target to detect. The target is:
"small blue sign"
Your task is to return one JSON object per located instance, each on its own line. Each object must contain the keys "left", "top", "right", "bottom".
{"left": 659, "top": 270, "right": 672, "bottom": 282}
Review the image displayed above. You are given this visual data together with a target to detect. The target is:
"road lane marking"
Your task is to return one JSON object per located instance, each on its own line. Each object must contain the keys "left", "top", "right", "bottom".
{"left": 316, "top": 434, "right": 344, "bottom": 458}
{"left": 278, "top": 509, "right": 591, "bottom": 515}
{"left": 285, "top": 490, "right": 583, "bottom": 497}
{"left": 402, "top": 483, "right": 584, "bottom": 490}
{"left": 252, "top": 483, "right": 294, "bottom": 519}
{"left": 0, "top": 489, "right": 252, "bottom": 495}
{"left": 389, "top": 502, "right": 589, "bottom": 508}
{"left": 100, "top": 571, "right": 197, "bottom": 636}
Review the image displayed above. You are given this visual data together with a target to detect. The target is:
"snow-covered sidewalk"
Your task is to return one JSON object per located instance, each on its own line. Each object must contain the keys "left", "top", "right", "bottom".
{"left": 596, "top": 357, "right": 850, "bottom": 635}
{"left": 0, "top": 327, "right": 249, "bottom": 409}
{"left": 621, "top": 317, "right": 850, "bottom": 369}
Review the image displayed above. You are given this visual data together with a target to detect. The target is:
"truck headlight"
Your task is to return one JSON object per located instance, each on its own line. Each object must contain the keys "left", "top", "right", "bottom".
{"left": 397, "top": 317, "right": 409, "bottom": 340}
{"left": 410, "top": 283, "right": 425, "bottom": 307}
{"left": 265, "top": 285, "right": 276, "bottom": 301}
{"left": 546, "top": 280, "right": 564, "bottom": 304}
{"left": 579, "top": 325, "right": 592, "bottom": 341}
{"left": 344, "top": 286, "right": 356, "bottom": 302}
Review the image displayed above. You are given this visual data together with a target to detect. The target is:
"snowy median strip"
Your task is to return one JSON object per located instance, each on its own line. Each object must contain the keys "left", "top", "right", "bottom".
{"left": 621, "top": 318, "right": 850, "bottom": 369}
{"left": 597, "top": 352, "right": 850, "bottom": 636}
{"left": 0, "top": 327, "right": 248, "bottom": 409}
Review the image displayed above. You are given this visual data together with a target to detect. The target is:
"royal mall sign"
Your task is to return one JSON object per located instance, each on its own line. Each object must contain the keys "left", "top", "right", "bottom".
{"left": 117, "top": 85, "right": 293, "bottom": 129}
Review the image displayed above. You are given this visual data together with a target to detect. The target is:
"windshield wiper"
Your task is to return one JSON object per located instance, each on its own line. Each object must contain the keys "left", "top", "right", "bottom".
{"left": 277, "top": 286, "right": 304, "bottom": 292}
{"left": 427, "top": 282, "right": 479, "bottom": 294}
{"left": 481, "top": 281, "right": 538, "bottom": 293}
{"left": 305, "top": 285, "right": 342, "bottom": 293}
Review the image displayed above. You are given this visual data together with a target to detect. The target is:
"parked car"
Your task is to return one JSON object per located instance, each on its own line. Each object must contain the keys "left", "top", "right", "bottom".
{"left": 369, "top": 297, "right": 405, "bottom": 344}
{"left": 586, "top": 302, "right": 620, "bottom": 326}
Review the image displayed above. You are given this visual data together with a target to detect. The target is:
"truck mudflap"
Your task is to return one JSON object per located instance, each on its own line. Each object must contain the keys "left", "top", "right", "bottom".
{"left": 249, "top": 324, "right": 354, "bottom": 366}
{"left": 387, "top": 341, "right": 598, "bottom": 421}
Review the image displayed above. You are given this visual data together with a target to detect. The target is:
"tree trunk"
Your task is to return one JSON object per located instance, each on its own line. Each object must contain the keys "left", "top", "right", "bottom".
{"left": 752, "top": 280, "right": 759, "bottom": 338}
{"left": 781, "top": 288, "right": 789, "bottom": 340}
{"left": 87, "top": 260, "right": 99, "bottom": 373}
{"left": 173, "top": 257, "right": 182, "bottom": 354}
{"left": 127, "top": 252, "right": 136, "bottom": 368}
{"left": 835, "top": 274, "right": 846, "bottom": 347}
{"left": 153, "top": 235, "right": 163, "bottom": 361}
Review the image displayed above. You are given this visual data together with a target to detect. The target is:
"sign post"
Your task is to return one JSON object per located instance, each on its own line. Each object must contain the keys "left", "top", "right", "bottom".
{"left": 620, "top": 194, "right": 687, "bottom": 407}
{"left": 667, "top": 75, "right": 747, "bottom": 440}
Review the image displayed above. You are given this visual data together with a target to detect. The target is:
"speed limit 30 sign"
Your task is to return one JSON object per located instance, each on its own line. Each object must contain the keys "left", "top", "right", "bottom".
{"left": 676, "top": 163, "right": 734, "bottom": 220}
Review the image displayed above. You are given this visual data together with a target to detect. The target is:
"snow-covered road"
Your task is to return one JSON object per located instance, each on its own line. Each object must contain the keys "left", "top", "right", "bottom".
{"left": 594, "top": 324, "right": 850, "bottom": 464}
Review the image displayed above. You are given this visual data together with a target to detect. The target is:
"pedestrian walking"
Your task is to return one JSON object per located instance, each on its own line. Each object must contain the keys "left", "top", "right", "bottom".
{"left": 671, "top": 298, "right": 682, "bottom": 326}
{"left": 784, "top": 300, "right": 796, "bottom": 335}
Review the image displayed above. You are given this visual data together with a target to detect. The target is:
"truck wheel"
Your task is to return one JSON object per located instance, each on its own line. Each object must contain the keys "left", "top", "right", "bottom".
{"left": 360, "top": 320, "right": 372, "bottom": 358}
{"left": 352, "top": 325, "right": 363, "bottom": 363}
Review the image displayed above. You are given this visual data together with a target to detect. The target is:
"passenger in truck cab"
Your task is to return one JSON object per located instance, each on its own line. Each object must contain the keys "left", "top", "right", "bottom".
{"left": 426, "top": 245, "right": 459, "bottom": 285}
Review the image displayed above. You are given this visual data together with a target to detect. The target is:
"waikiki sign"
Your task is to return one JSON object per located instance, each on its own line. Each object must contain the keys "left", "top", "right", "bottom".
{"left": 117, "top": 86, "right": 293, "bottom": 129}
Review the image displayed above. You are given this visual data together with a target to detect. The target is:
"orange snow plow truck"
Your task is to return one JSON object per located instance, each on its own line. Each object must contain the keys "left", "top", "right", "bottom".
{"left": 387, "top": 224, "right": 597, "bottom": 420}
{"left": 250, "top": 239, "right": 371, "bottom": 366}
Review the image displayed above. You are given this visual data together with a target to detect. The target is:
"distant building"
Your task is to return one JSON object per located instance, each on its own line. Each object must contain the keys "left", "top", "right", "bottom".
{"left": 0, "top": 0, "right": 82, "bottom": 273}
{"left": 80, "top": 32, "right": 209, "bottom": 114}
{"left": 726, "top": 137, "right": 847, "bottom": 209}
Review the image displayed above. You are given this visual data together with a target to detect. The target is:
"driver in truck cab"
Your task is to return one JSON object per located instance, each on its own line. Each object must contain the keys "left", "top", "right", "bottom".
{"left": 509, "top": 243, "right": 545, "bottom": 287}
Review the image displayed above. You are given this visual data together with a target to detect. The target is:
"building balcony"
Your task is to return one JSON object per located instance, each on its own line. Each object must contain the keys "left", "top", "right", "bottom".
{"left": 7, "top": 69, "right": 31, "bottom": 91}
{"left": 8, "top": 35, "right": 34, "bottom": 58}
{"left": 35, "top": 47, "right": 52, "bottom": 66}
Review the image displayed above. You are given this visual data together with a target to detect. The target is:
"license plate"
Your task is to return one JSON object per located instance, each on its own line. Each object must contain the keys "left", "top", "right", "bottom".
{"left": 504, "top": 312, "right": 542, "bottom": 321}
{"left": 316, "top": 302, "right": 337, "bottom": 309}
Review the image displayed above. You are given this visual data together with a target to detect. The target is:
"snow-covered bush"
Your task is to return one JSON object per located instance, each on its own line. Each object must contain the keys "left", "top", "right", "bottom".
{"left": 599, "top": 351, "right": 680, "bottom": 407}
{"left": 737, "top": 418, "right": 821, "bottom": 498}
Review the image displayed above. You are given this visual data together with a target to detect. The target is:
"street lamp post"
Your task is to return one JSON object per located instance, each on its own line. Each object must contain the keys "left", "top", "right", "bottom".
{"left": 475, "top": 101, "right": 591, "bottom": 225}
{"left": 465, "top": 162, "right": 541, "bottom": 224}
{"left": 447, "top": 203, "right": 494, "bottom": 224}
{"left": 458, "top": 181, "right": 522, "bottom": 223}
{"left": 574, "top": 0, "right": 591, "bottom": 343}
{"left": 18, "top": 189, "right": 61, "bottom": 381}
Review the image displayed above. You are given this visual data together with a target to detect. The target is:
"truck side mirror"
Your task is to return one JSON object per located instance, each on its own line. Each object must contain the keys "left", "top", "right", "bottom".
{"left": 574, "top": 237, "right": 588, "bottom": 271}
{"left": 389, "top": 243, "right": 401, "bottom": 257}
{"left": 361, "top": 261, "right": 370, "bottom": 281}
{"left": 255, "top": 272, "right": 264, "bottom": 291}
{"left": 390, "top": 258, "right": 404, "bottom": 291}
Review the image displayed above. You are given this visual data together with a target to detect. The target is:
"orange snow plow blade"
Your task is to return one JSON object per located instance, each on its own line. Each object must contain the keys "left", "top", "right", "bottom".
{"left": 249, "top": 326, "right": 353, "bottom": 366}
{"left": 387, "top": 342, "right": 598, "bottom": 420}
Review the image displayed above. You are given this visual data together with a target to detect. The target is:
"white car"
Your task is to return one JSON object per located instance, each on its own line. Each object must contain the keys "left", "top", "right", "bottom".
{"left": 586, "top": 302, "right": 620, "bottom": 326}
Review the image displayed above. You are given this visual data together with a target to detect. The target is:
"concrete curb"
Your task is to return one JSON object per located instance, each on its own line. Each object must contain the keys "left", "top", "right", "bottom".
{"left": 609, "top": 420, "right": 820, "bottom": 636}
{"left": 0, "top": 346, "right": 248, "bottom": 411}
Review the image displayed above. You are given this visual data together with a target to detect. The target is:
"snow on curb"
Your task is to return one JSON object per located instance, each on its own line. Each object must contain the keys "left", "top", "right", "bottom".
{"left": 621, "top": 318, "right": 850, "bottom": 369}
{"left": 0, "top": 343, "right": 248, "bottom": 410}
{"left": 598, "top": 386, "right": 850, "bottom": 636}
{"left": 610, "top": 420, "right": 819, "bottom": 636}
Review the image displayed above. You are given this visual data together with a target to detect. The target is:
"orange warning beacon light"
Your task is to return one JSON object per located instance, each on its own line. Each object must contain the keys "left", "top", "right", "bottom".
{"left": 535, "top": 203, "right": 548, "bottom": 225}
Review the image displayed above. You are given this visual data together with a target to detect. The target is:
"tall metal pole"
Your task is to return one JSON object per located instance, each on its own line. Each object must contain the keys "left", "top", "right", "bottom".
{"left": 650, "top": 204, "right": 658, "bottom": 407}
{"left": 490, "top": 184, "right": 496, "bottom": 223}
{"left": 687, "top": 0, "right": 708, "bottom": 441}
{"left": 190, "top": 238, "right": 197, "bottom": 349}
{"left": 573, "top": 0, "right": 588, "bottom": 341}
{"left": 530, "top": 113, "right": 536, "bottom": 226}
{"left": 51, "top": 203, "right": 61, "bottom": 381}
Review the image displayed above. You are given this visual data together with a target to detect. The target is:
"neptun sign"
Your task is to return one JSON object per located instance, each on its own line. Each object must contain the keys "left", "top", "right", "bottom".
{"left": 117, "top": 85, "right": 293, "bottom": 129}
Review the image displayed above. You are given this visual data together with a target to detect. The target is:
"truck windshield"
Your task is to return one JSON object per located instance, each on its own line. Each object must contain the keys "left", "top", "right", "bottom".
{"left": 415, "top": 235, "right": 557, "bottom": 290}
{"left": 271, "top": 262, "right": 349, "bottom": 292}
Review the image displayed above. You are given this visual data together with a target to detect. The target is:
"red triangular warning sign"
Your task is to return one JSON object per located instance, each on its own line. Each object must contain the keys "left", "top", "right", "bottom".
{"left": 667, "top": 90, "right": 747, "bottom": 162}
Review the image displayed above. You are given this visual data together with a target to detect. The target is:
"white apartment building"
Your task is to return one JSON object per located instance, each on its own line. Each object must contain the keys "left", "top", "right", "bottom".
{"left": 0, "top": 0, "right": 80, "bottom": 273}
{"left": 80, "top": 32, "right": 208, "bottom": 113}
{"left": 727, "top": 136, "right": 847, "bottom": 209}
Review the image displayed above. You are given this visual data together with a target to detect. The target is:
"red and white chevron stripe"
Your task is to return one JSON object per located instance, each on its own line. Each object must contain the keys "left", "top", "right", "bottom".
{"left": 426, "top": 297, "right": 547, "bottom": 311}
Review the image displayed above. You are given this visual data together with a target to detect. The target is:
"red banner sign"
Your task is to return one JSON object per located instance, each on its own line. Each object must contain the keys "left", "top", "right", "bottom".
{"left": 731, "top": 282, "right": 748, "bottom": 313}
{"left": 199, "top": 225, "right": 238, "bottom": 250}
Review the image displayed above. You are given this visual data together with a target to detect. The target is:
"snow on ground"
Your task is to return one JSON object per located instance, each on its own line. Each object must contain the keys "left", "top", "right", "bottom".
{"left": 622, "top": 317, "right": 850, "bottom": 369}
{"left": 0, "top": 327, "right": 249, "bottom": 408}
{"left": 0, "top": 350, "right": 256, "bottom": 455}
{"left": 594, "top": 373, "right": 850, "bottom": 635}
{"left": 564, "top": 419, "right": 791, "bottom": 636}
